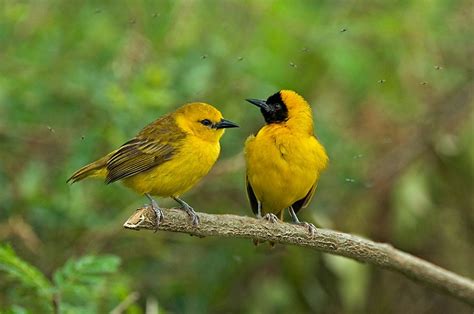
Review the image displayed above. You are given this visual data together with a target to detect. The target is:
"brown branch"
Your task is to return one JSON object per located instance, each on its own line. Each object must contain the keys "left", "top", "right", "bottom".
{"left": 124, "top": 206, "right": 474, "bottom": 305}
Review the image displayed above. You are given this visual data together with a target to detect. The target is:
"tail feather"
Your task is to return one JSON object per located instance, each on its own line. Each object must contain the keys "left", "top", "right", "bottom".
{"left": 67, "top": 156, "right": 108, "bottom": 184}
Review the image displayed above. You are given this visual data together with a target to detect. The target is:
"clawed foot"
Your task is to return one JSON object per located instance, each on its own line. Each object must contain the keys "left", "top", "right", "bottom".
{"left": 145, "top": 194, "right": 164, "bottom": 232}
{"left": 297, "top": 221, "right": 317, "bottom": 236}
{"left": 287, "top": 206, "right": 317, "bottom": 236}
{"left": 173, "top": 197, "right": 200, "bottom": 226}
{"left": 181, "top": 203, "right": 200, "bottom": 226}
{"left": 262, "top": 213, "right": 279, "bottom": 223}
{"left": 149, "top": 200, "right": 164, "bottom": 232}
{"left": 252, "top": 213, "right": 279, "bottom": 245}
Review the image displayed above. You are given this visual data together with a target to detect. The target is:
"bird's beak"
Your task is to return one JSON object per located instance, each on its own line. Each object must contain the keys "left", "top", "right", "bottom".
{"left": 215, "top": 118, "right": 239, "bottom": 129}
{"left": 246, "top": 98, "right": 270, "bottom": 111}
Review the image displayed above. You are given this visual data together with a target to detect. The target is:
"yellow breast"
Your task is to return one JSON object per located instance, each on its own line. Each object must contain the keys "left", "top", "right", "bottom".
{"left": 122, "top": 136, "right": 220, "bottom": 197}
{"left": 245, "top": 124, "right": 328, "bottom": 214}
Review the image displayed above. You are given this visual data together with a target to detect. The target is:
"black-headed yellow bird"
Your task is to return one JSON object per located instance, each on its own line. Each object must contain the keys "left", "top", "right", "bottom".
{"left": 68, "top": 103, "right": 238, "bottom": 226}
{"left": 244, "top": 90, "right": 328, "bottom": 234}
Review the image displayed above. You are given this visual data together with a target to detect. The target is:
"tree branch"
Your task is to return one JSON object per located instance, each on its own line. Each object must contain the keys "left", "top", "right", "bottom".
{"left": 124, "top": 206, "right": 474, "bottom": 305}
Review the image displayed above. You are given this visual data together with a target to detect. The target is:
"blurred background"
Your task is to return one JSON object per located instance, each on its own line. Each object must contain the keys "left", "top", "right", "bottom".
{"left": 0, "top": 1, "right": 473, "bottom": 313}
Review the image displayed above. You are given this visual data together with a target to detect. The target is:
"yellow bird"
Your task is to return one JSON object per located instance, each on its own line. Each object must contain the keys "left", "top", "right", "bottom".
{"left": 244, "top": 90, "right": 328, "bottom": 234}
{"left": 68, "top": 103, "right": 238, "bottom": 226}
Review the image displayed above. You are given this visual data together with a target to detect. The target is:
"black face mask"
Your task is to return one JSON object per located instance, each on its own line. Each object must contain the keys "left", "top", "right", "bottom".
{"left": 246, "top": 91, "right": 288, "bottom": 124}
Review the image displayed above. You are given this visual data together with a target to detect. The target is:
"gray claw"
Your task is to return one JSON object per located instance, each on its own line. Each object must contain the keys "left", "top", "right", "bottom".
{"left": 263, "top": 213, "right": 279, "bottom": 223}
{"left": 145, "top": 193, "right": 164, "bottom": 231}
{"left": 150, "top": 203, "right": 163, "bottom": 232}
{"left": 298, "top": 222, "right": 317, "bottom": 236}
{"left": 180, "top": 202, "right": 200, "bottom": 226}
{"left": 188, "top": 210, "right": 200, "bottom": 226}
{"left": 172, "top": 197, "right": 200, "bottom": 226}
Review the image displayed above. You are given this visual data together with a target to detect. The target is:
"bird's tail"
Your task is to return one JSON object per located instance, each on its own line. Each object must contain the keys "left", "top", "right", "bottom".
{"left": 67, "top": 156, "right": 109, "bottom": 184}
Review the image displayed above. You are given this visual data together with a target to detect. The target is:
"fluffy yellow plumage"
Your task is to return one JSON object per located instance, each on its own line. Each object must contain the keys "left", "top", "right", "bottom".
{"left": 244, "top": 90, "right": 328, "bottom": 234}
{"left": 68, "top": 102, "right": 238, "bottom": 226}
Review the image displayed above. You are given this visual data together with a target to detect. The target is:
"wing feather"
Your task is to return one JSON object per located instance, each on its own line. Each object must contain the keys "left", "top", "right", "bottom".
{"left": 291, "top": 182, "right": 318, "bottom": 213}
{"left": 105, "top": 115, "right": 185, "bottom": 184}
{"left": 245, "top": 176, "right": 259, "bottom": 216}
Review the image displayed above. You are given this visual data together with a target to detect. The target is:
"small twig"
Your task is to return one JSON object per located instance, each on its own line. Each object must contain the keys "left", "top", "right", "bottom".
{"left": 124, "top": 206, "right": 474, "bottom": 305}
{"left": 110, "top": 291, "right": 140, "bottom": 314}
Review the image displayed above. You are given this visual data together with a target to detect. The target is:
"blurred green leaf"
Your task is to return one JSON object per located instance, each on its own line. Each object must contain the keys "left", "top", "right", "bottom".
{"left": 0, "top": 244, "right": 53, "bottom": 298}
{"left": 53, "top": 255, "right": 121, "bottom": 311}
{"left": 53, "top": 255, "right": 121, "bottom": 287}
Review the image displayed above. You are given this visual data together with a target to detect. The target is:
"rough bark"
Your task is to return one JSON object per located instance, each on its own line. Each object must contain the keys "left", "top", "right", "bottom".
{"left": 124, "top": 206, "right": 474, "bottom": 305}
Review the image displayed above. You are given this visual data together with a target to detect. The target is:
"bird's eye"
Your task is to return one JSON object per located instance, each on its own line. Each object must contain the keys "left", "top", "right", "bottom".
{"left": 200, "top": 119, "right": 212, "bottom": 126}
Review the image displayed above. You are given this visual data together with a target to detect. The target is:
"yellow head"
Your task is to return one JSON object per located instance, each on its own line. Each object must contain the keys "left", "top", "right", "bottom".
{"left": 246, "top": 90, "right": 314, "bottom": 133}
{"left": 174, "top": 102, "right": 238, "bottom": 142}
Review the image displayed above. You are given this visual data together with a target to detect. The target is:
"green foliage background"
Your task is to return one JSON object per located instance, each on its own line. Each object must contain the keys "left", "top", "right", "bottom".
{"left": 0, "top": 1, "right": 472, "bottom": 313}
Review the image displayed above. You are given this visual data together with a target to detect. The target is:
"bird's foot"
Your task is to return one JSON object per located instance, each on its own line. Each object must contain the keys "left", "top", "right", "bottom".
{"left": 149, "top": 199, "right": 164, "bottom": 232}
{"left": 180, "top": 203, "right": 200, "bottom": 226}
{"left": 262, "top": 213, "right": 279, "bottom": 223}
{"left": 172, "top": 197, "right": 200, "bottom": 226}
{"left": 296, "top": 221, "right": 317, "bottom": 236}
{"left": 145, "top": 194, "right": 164, "bottom": 231}
{"left": 252, "top": 213, "right": 279, "bottom": 246}
{"left": 287, "top": 206, "right": 317, "bottom": 236}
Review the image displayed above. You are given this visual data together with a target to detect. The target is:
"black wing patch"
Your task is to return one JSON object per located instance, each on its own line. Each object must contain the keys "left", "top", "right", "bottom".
{"left": 246, "top": 176, "right": 259, "bottom": 215}
{"left": 291, "top": 183, "right": 318, "bottom": 214}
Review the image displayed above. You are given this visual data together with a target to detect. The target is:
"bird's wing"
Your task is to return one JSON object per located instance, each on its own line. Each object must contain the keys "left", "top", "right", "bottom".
{"left": 245, "top": 175, "right": 259, "bottom": 216}
{"left": 291, "top": 181, "right": 318, "bottom": 214}
{"left": 105, "top": 115, "right": 185, "bottom": 184}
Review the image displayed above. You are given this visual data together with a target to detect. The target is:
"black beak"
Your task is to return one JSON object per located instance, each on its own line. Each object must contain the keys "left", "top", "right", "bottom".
{"left": 246, "top": 98, "right": 270, "bottom": 111}
{"left": 215, "top": 118, "right": 239, "bottom": 129}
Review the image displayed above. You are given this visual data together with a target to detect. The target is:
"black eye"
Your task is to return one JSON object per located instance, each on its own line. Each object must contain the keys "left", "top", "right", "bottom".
{"left": 200, "top": 119, "right": 212, "bottom": 126}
